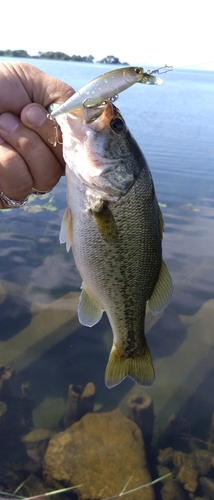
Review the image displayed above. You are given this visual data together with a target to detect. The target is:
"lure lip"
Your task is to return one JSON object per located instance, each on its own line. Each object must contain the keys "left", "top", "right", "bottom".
{"left": 49, "top": 68, "right": 163, "bottom": 119}
{"left": 143, "top": 74, "right": 163, "bottom": 85}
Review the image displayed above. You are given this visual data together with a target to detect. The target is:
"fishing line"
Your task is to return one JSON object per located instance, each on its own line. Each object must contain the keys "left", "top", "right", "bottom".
{"left": 149, "top": 59, "right": 214, "bottom": 74}
{"left": 175, "top": 59, "right": 214, "bottom": 70}
{"left": 155, "top": 60, "right": 214, "bottom": 74}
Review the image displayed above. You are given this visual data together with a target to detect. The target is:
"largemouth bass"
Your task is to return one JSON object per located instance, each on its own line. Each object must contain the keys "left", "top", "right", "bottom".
{"left": 50, "top": 66, "right": 162, "bottom": 118}
{"left": 56, "top": 102, "right": 172, "bottom": 388}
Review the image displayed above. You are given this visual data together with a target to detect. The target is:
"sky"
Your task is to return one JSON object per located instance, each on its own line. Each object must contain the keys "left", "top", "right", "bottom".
{"left": 1, "top": 0, "right": 214, "bottom": 70}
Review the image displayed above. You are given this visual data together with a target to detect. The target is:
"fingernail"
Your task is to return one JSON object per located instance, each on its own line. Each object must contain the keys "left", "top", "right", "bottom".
{"left": 26, "top": 106, "right": 47, "bottom": 126}
{"left": 0, "top": 114, "right": 19, "bottom": 132}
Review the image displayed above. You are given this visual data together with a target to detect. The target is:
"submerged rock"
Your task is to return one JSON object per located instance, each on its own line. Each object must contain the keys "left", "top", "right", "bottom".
{"left": 43, "top": 408, "right": 154, "bottom": 500}
{"left": 200, "top": 476, "right": 214, "bottom": 500}
{"left": 16, "top": 473, "right": 52, "bottom": 497}
{"left": 158, "top": 447, "right": 174, "bottom": 466}
{"left": 173, "top": 450, "right": 187, "bottom": 469}
{"left": 161, "top": 477, "right": 185, "bottom": 500}
{"left": 159, "top": 446, "right": 214, "bottom": 499}
{"left": 177, "top": 463, "right": 198, "bottom": 493}
{"left": 22, "top": 428, "right": 55, "bottom": 471}
{"left": 191, "top": 449, "right": 212, "bottom": 476}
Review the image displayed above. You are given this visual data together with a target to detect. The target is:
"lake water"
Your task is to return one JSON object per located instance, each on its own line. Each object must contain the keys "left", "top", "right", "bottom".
{"left": 0, "top": 58, "right": 214, "bottom": 497}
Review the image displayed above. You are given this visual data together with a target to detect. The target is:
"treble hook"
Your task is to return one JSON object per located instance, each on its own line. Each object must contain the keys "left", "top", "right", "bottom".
{"left": 47, "top": 114, "right": 63, "bottom": 147}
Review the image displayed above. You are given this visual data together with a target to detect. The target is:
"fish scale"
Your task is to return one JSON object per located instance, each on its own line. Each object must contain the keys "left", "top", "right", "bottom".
{"left": 57, "top": 101, "right": 172, "bottom": 388}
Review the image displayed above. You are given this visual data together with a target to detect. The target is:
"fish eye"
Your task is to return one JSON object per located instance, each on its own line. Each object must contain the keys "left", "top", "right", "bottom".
{"left": 110, "top": 117, "right": 125, "bottom": 133}
{"left": 135, "top": 67, "right": 141, "bottom": 74}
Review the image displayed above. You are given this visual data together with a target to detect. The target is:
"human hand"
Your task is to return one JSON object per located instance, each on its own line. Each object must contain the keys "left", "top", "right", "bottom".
{"left": 0, "top": 61, "right": 75, "bottom": 208}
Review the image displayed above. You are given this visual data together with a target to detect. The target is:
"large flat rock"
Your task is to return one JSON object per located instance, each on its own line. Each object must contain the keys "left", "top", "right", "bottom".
{"left": 43, "top": 408, "right": 154, "bottom": 500}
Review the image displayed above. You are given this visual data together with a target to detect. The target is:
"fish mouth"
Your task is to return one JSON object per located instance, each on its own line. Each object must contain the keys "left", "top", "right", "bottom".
{"left": 61, "top": 100, "right": 131, "bottom": 200}
{"left": 83, "top": 100, "right": 116, "bottom": 131}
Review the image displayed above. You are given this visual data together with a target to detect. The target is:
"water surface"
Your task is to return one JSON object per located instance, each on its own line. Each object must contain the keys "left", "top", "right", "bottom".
{"left": 0, "top": 58, "right": 214, "bottom": 493}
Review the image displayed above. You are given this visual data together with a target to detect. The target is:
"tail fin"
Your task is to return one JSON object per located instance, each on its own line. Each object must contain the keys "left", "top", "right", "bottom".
{"left": 105, "top": 343, "right": 155, "bottom": 389}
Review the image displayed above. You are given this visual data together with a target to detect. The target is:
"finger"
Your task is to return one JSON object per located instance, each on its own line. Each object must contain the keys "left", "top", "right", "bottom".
{"left": 0, "top": 113, "right": 63, "bottom": 193}
{"left": 19, "top": 62, "right": 75, "bottom": 108}
{"left": 0, "top": 138, "right": 32, "bottom": 208}
{"left": 0, "top": 62, "right": 75, "bottom": 115}
{"left": 21, "top": 103, "right": 64, "bottom": 166}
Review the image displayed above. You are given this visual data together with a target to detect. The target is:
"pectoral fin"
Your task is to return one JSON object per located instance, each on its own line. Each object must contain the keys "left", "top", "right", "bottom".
{"left": 59, "top": 207, "right": 73, "bottom": 252}
{"left": 148, "top": 260, "right": 173, "bottom": 316}
{"left": 93, "top": 204, "right": 118, "bottom": 245}
{"left": 78, "top": 285, "right": 104, "bottom": 327}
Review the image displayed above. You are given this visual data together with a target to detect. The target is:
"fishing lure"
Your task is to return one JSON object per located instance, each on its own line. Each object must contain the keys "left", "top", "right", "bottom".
{"left": 49, "top": 66, "right": 163, "bottom": 118}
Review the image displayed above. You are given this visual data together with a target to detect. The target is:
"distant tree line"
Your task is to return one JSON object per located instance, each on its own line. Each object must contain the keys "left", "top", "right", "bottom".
{"left": 0, "top": 50, "right": 128, "bottom": 65}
